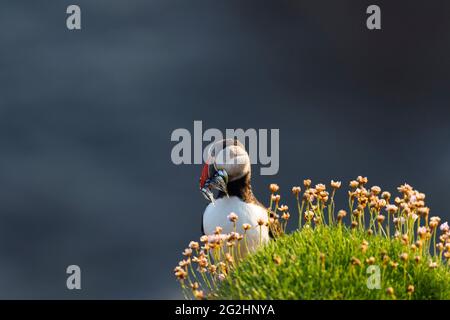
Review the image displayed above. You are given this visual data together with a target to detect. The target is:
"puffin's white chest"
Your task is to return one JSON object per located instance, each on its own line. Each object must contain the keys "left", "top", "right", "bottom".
{"left": 203, "top": 196, "right": 269, "bottom": 251}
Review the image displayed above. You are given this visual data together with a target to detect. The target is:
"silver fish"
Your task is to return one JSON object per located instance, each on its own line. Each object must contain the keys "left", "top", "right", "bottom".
{"left": 201, "top": 184, "right": 215, "bottom": 203}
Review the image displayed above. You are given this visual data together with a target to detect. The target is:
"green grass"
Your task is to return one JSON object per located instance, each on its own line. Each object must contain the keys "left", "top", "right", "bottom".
{"left": 214, "top": 225, "right": 450, "bottom": 299}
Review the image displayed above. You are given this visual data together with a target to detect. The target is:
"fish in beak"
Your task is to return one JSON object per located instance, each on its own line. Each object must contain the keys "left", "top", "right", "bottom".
{"left": 199, "top": 162, "right": 229, "bottom": 202}
{"left": 208, "top": 169, "right": 228, "bottom": 195}
{"left": 201, "top": 184, "right": 215, "bottom": 203}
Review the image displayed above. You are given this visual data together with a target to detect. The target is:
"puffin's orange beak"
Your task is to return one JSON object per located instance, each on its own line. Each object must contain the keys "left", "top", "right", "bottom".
{"left": 199, "top": 163, "right": 210, "bottom": 189}
{"left": 200, "top": 162, "right": 215, "bottom": 203}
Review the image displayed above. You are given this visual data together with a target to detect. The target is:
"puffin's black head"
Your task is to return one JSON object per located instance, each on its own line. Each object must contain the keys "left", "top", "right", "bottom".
{"left": 199, "top": 139, "right": 251, "bottom": 202}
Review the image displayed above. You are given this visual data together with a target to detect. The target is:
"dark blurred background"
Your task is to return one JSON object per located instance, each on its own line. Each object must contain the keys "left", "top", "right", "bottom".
{"left": 0, "top": 0, "right": 449, "bottom": 298}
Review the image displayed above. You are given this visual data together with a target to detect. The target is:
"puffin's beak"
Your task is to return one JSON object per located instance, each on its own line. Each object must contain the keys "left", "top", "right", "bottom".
{"left": 199, "top": 165, "right": 229, "bottom": 202}
{"left": 199, "top": 162, "right": 215, "bottom": 203}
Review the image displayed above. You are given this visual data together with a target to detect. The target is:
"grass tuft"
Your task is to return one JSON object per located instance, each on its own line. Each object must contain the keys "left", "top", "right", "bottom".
{"left": 175, "top": 178, "right": 450, "bottom": 300}
{"left": 214, "top": 225, "right": 450, "bottom": 299}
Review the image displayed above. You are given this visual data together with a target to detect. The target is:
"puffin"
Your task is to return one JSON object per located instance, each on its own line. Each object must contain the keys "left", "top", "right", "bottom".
{"left": 199, "top": 139, "right": 270, "bottom": 254}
